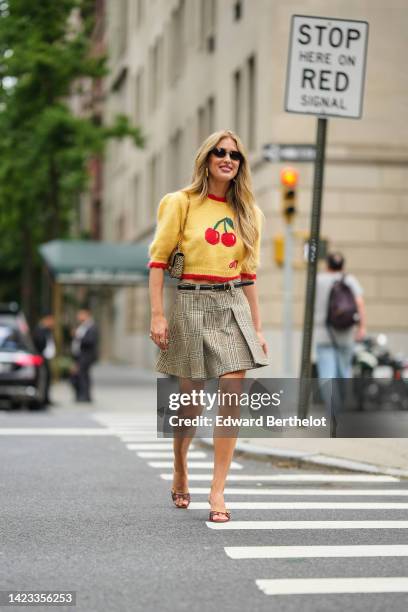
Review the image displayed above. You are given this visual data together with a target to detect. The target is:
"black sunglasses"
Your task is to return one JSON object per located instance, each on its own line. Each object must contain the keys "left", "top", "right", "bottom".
{"left": 210, "top": 147, "right": 243, "bottom": 162}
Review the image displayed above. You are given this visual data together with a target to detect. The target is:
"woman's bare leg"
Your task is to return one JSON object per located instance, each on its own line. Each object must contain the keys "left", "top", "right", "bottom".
{"left": 172, "top": 377, "right": 204, "bottom": 507}
{"left": 209, "top": 370, "right": 245, "bottom": 519}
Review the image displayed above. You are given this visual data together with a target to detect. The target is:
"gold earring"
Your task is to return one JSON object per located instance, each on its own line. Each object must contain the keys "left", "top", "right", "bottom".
{"left": 205, "top": 167, "right": 209, "bottom": 178}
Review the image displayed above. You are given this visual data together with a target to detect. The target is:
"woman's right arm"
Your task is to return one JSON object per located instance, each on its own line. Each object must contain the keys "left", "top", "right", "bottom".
{"left": 148, "top": 191, "right": 186, "bottom": 351}
{"left": 149, "top": 267, "right": 169, "bottom": 351}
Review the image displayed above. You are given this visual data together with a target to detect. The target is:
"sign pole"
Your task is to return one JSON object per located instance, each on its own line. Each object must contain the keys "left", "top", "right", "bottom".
{"left": 298, "top": 116, "right": 327, "bottom": 418}
{"left": 283, "top": 221, "right": 294, "bottom": 376}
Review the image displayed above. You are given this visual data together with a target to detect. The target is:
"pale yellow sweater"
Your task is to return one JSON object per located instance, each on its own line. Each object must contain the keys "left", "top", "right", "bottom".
{"left": 148, "top": 190, "right": 262, "bottom": 282}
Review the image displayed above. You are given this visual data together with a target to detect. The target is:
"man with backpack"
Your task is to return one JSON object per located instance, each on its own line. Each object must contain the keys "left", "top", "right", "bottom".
{"left": 314, "top": 252, "right": 366, "bottom": 435}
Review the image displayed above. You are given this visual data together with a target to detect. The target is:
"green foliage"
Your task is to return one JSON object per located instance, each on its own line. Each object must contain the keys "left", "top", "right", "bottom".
{"left": 0, "top": 0, "right": 144, "bottom": 317}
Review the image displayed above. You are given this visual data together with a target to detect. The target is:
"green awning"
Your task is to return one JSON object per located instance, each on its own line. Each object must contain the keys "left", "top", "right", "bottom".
{"left": 39, "top": 239, "right": 150, "bottom": 285}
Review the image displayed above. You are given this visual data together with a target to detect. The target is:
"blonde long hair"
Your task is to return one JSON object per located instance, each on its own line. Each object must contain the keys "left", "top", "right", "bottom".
{"left": 182, "top": 129, "right": 263, "bottom": 272}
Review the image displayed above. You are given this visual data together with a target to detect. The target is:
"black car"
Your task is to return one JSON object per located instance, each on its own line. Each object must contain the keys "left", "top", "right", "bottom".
{"left": 0, "top": 305, "right": 46, "bottom": 409}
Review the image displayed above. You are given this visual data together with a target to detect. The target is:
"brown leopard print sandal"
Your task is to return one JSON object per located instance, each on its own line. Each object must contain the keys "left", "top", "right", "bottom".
{"left": 171, "top": 489, "right": 191, "bottom": 508}
{"left": 208, "top": 510, "right": 231, "bottom": 523}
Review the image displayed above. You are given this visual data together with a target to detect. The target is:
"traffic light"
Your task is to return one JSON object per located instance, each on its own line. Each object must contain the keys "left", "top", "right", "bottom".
{"left": 280, "top": 167, "right": 299, "bottom": 222}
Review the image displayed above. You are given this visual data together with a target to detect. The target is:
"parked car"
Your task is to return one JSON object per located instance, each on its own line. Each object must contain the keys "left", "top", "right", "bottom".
{"left": 0, "top": 304, "right": 46, "bottom": 409}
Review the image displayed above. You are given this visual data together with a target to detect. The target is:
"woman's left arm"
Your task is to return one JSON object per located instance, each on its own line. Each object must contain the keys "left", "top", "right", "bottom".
{"left": 242, "top": 283, "right": 268, "bottom": 356}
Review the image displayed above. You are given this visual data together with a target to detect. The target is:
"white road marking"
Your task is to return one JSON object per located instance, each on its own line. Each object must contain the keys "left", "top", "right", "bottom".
{"left": 256, "top": 577, "right": 408, "bottom": 596}
{"left": 149, "top": 461, "right": 242, "bottom": 469}
{"left": 123, "top": 443, "right": 177, "bottom": 450}
{"left": 189, "top": 487, "right": 408, "bottom": 496}
{"left": 107, "top": 429, "right": 157, "bottom": 434}
{"left": 190, "top": 501, "right": 408, "bottom": 509}
{"left": 206, "top": 520, "right": 408, "bottom": 530}
{"left": 160, "top": 473, "right": 399, "bottom": 482}
{"left": 118, "top": 436, "right": 180, "bottom": 450}
{"left": 225, "top": 545, "right": 408, "bottom": 559}
{"left": 0, "top": 428, "right": 113, "bottom": 435}
{"left": 136, "top": 451, "right": 206, "bottom": 458}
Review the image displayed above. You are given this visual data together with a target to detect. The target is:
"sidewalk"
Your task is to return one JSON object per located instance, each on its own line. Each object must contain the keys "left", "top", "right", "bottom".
{"left": 53, "top": 363, "right": 408, "bottom": 477}
{"left": 233, "top": 437, "right": 408, "bottom": 478}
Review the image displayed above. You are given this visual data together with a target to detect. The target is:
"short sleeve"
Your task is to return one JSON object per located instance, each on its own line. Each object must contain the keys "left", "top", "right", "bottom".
{"left": 346, "top": 274, "right": 363, "bottom": 297}
{"left": 148, "top": 192, "right": 185, "bottom": 269}
{"left": 241, "top": 207, "right": 263, "bottom": 280}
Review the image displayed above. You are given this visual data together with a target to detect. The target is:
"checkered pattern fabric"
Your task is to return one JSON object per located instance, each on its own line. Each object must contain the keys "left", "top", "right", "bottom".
{"left": 155, "top": 284, "right": 269, "bottom": 380}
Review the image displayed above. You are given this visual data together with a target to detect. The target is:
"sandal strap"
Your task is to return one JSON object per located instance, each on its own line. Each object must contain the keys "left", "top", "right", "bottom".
{"left": 171, "top": 490, "right": 191, "bottom": 501}
{"left": 209, "top": 510, "right": 231, "bottom": 519}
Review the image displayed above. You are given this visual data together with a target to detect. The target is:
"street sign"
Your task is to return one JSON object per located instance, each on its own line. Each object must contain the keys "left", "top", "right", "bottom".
{"left": 263, "top": 143, "right": 316, "bottom": 163}
{"left": 285, "top": 15, "right": 369, "bottom": 119}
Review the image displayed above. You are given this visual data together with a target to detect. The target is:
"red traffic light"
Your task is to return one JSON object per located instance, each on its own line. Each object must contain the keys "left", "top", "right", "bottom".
{"left": 280, "top": 167, "right": 299, "bottom": 187}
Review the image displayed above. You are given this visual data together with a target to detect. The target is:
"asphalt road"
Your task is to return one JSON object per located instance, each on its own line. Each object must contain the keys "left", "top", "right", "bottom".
{"left": 1, "top": 403, "right": 408, "bottom": 612}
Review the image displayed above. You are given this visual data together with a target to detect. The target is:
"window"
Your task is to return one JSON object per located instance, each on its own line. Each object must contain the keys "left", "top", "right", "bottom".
{"left": 169, "top": 129, "right": 183, "bottom": 191}
{"left": 233, "top": 69, "right": 242, "bottom": 135}
{"left": 208, "top": 96, "right": 215, "bottom": 133}
{"left": 197, "top": 96, "right": 216, "bottom": 145}
{"left": 148, "top": 36, "right": 164, "bottom": 112}
{"left": 169, "top": 0, "right": 186, "bottom": 84}
{"left": 200, "top": 0, "right": 216, "bottom": 52}
{"left": 132, "top": 174, "right": 142, "bottom": 236}
{"left": 108, "top": 0, "right": 129, "bottom": 63}
{"left": 116, "top": 212, "right": 125, "bottom": 241}
{"left": 148, "top": 153, "right": 162, "bottom": 218}
{"left": 135, "top": 0, "right": 144, "bottom": 27}
{"left": 134, "top": 68, "right": 144, "bottom": 125}
{"left": 233, "top": 1, "right": 243, "bottom": 21}
{"left": 247, "top": 54, "right": 256, "bottom": 150}
{"left": 118, "top": 0, "right": 128, "bottom": 59}
{"left": 232, "top": 55, "right": 257, "bottom": 150}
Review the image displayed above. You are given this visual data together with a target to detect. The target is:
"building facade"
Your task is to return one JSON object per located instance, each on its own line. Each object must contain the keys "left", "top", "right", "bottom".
{"left": 101, "top": 0, "right": 408, "bottom": 374}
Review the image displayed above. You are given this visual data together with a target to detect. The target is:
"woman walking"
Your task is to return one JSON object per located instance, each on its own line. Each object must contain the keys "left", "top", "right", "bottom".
{"left": 148, "top": 129, "right": 269, "bottom": 522}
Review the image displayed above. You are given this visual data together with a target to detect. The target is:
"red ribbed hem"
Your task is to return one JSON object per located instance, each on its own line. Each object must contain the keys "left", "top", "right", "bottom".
{"left": 148, "top": 261, "right": 168, "bottom": 269}
{"left": 181, "top": 273, "right": 241, "bottom": 282}
{"left": 208, "top": 193, "right": 227, "bottom": 202}
{"left": 240, "top": 272, "right": 257, "bottom": 280}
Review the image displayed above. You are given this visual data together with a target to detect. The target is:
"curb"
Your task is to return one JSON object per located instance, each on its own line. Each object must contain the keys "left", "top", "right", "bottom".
{"left": 200, "top": 438, "right": 408, "bottom": 479}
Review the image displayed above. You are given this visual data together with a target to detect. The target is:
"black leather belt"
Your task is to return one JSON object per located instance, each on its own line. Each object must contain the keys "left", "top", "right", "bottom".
{"left": 177, "top": 280, "right": 254, "bottom": 291}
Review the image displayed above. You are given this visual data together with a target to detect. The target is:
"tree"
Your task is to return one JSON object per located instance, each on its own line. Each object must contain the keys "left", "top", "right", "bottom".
{"left": 0, "top": 0, "right": 143, "bottom": 322}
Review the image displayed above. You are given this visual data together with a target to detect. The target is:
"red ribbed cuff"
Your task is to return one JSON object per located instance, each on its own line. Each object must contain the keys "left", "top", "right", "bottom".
{"left": 148, "top": 261, "right": 168, "bottom": 269}
{"left": 240, "top": 272, "right": 256, "bottom": 280}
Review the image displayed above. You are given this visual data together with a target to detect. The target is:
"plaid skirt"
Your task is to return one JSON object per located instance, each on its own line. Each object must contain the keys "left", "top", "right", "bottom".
{"left": 155, "top": 283, "right": 270, "bottom": 380}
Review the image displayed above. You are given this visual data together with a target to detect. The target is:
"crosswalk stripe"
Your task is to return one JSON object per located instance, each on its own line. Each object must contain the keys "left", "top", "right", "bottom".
{"left": 225, "top": 545, "right": 408, "bottom": 559}
{"left": 190, "top": 501, "right": 408, "bottom": 509}
{"left": 206, "top": 520, "right": 408, "bottom": 530}
{"left": 118, "top": 437, "right": 178, "bottom": 443}
{"left": 189, "top": 487, "right": 408, "bottom": 496}
{"left": 136, "top": 451, "right": 207, "bottom": 458}
{"left": 95, "top": 421, "right": 155, "bottom": 425}
{"left": 160, "top": 473, "right": 399, "bottom": 482}
{"left": 256, "top": 577, "right": 408, "bottom": 595}
{"left": 149, "top": 461, "right": 242, "bottom": 469}
{"left": 122, "top": 443, "right": 177, "bottom": 450}
{"left": 0, "top": 428, "right": 113, "bottom": 435}
{"left": 107, "top": 429, "right": 157, "bottom": 434}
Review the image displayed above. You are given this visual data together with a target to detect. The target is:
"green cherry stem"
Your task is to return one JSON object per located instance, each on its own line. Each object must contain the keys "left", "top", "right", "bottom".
{"left": 214, "top": 217, "right": 226, "bottom": 230}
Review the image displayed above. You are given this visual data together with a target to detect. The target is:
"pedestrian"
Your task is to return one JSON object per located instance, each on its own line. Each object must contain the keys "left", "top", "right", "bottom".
{"left": 314, "top": 252, "right": 366, "bottom": 435}
{"left": 32, "top": 313, "right": 56, "bottom": 406}
{"left": 148, "top": 129, "right": 269, "bottom": 523}
{"left": 70, "top": 306, "right": 99, "bottom": 403}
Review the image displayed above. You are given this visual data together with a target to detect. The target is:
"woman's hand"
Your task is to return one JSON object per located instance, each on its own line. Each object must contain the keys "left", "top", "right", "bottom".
{"left": 150, "top": 315, "right": 169, "bottom": 351}
{"left": 256, "top": 330, "right": 268, "bottom": 355}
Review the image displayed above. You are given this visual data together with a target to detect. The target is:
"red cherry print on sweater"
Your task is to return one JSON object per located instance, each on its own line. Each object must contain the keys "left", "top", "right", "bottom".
{"left": 221, "top": 232, "right": 236, "bottom": 247}
{"left": 205, "top": 227, "right": 220, "bottom": 245}
{"left": 205, "top": 216, "right": 236, "bottom": 246}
